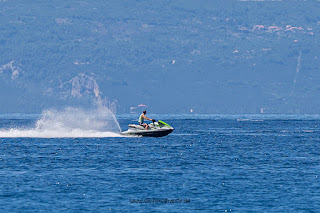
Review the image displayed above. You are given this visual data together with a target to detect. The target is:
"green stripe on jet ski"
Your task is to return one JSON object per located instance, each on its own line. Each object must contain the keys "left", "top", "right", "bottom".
{"left": 158, "top": 120, "right": 171, "bottom": 127}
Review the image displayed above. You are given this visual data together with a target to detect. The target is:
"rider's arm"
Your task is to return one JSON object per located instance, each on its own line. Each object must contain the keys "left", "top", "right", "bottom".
{"left": 143, "top": 115, "right": 152, "bottom": 121}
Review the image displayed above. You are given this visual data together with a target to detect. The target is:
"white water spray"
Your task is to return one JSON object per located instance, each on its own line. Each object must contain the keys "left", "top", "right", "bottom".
{"left": 0, "top": 107, "right": 123, "bottom": 138}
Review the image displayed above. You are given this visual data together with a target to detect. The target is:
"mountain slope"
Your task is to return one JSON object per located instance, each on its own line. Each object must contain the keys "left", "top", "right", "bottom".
{"left": 0, "top": 0, "right": 319, "bottom": 113}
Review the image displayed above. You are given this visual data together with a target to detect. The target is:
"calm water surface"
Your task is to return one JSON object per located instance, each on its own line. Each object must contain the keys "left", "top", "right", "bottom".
{"left": 0, "top": 114, "right": 320, "bottom": 212}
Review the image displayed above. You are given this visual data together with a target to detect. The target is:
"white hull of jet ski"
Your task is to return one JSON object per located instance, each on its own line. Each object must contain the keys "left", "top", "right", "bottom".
{"left": 121, "top": 120, "right": 174, "bottom": 137}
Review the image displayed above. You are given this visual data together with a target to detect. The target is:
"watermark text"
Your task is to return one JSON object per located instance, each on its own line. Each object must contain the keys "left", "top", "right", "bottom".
{"left": 130, "top": 198, "right": 191, "bottom": 204}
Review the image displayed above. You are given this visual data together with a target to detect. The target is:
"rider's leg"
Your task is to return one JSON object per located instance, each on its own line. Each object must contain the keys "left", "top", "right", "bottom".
{"left": 143, "top": 123, "right": 148, "bottom": 130}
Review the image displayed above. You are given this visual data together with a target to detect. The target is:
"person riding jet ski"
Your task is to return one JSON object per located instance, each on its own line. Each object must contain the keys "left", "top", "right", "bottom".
{"left": 139, "top": 110, "right": 155, "bottom": 130}
{"left": 121, "top": 112, "right": 174, "bottom": 137}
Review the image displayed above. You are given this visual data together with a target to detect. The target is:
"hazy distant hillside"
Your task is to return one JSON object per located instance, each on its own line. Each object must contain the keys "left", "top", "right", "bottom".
{"left": 0, "top": 0, "right": 319, "bottom": 113}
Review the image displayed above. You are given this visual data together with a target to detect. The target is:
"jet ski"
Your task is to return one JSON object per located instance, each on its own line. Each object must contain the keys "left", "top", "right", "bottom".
{"left": 121, "top": 120, "right": 174, "bottom": 137}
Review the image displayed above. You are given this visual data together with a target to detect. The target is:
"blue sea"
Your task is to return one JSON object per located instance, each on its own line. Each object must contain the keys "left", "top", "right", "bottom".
{"left": 1, "top": 113, "right": 320, "bottom": 212}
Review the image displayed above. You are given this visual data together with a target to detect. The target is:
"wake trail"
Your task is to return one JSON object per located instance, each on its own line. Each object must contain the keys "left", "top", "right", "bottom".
{"left": 0, "top": 129, "right": 123, "bottom": 138}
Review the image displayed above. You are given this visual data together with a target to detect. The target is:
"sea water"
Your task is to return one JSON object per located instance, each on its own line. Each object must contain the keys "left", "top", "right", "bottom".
{"left": 0, "top": 114, "right": 320, "bottom": 212}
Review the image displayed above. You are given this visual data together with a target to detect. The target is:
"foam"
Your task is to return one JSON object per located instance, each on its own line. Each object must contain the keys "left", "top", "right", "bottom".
{"left": 0, "top": 129, "right": 122, "bottom": 138}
